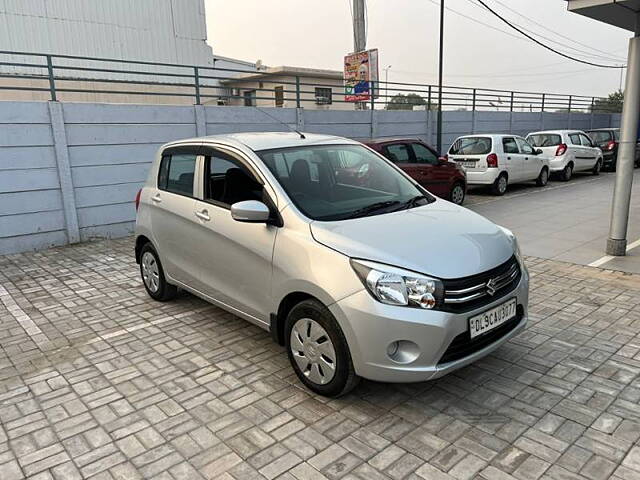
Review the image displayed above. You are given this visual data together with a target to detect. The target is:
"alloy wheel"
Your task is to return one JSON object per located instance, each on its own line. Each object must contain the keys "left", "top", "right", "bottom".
{"left": 451, "top": 185, "right": 465, "bottom": 205}
{"left": 141, "top": 251, "right": 160, "bottom": 293}
{"left": 290, "top": 318, "right": 337, "bottom": 385}
{"left": 498, "top": 176, "right": 507, "bottom": 194}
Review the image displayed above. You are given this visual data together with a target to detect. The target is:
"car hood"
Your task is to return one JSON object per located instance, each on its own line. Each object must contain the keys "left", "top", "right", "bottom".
{"left": 310, "top": 200, "right": 514, "bottom": 279}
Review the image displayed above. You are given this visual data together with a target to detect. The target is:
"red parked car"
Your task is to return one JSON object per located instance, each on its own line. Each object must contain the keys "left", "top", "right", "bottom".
{"left": 363, "top": 138, "right": 467, "bottom": 205}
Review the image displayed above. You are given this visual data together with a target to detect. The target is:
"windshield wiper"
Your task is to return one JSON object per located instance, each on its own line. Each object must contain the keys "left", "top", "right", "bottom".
{"left": 394, "top": 195, "right": 432, "bottom": 211}
{"left": 342, "top": 201, "right": 403, "bottom": 219}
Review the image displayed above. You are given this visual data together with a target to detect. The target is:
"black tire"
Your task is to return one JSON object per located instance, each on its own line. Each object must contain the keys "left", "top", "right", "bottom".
{"left": 139, "top": 243, "right": 177, "bottom": 302}
{"left": 491, "top": 174, "right": 508, "bottom": 196}
{"left": 592, "top": 159, "right": 602, "bottom": 176}
{"left": 561, "top": 163, "right": 573, "bottom": 182}
{"left": 536, "top": 167, "right": 549, "bottom": 187}
{"left": 285, "top": 299, "right": 359, "bottom": 397}
{"left": 449, "top": 182, "right": 466, "bottom": 205}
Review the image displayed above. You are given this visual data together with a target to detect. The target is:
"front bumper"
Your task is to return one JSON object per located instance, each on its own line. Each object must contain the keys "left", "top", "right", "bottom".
{"left": 330, "top": 267, "right": 529, "bottom": 383}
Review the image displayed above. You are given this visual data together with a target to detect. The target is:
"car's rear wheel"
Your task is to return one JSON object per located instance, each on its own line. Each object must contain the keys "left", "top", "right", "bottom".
{"left": 491, "top": 174, "right": 508, "bottom": 196}
{"left": 450, "top": 182, "right": 466, "bottom": 205}
{"left": 140, "top": 243, "right": 177, "bottom": 301}
{"left": 285, "top": 299, "right": 359, "bottom": 397}
{"left": 592, "top": 159, "right": 602, "bottom": 176}
{"left": 536, "top": 167, "right": 549, "bottom": 187}
{"left": 561, "top": 163, "right": 573, "bottom": 182}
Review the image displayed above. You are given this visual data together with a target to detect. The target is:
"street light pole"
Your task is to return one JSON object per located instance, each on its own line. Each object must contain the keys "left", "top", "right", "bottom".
{"left": 607, "top": 20, "right": 640, "bottom": 256}
{"left": 437, "top": 0, "right": 445, "bottom": 154}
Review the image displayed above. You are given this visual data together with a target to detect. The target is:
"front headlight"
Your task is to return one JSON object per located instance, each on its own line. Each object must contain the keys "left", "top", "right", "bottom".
{"left": 350, "top": 259, "right": 444, "bottom": 309}
{"left": 499, "top": 226, "right": 523, "bottom": 266}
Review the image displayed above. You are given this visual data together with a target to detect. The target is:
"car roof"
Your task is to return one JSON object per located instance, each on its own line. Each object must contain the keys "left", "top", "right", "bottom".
{"left": 364, "top": 137, "right": 423, "bottom": 145}
{"left": 163, "top": 132, "right": 358, "bottom": 152}
{"left": 527, "top": 130, "right": 585, "bottom": 136}
{"left": 585, "top": 128, "right": 618, "bottom": 132}
{"left": 454, "top": 134, "right": 521, "bottom": 139}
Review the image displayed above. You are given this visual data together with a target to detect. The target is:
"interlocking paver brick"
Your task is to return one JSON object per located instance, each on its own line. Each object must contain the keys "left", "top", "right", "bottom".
{"left": 2, "top": 237, "right": 640, "bottom": 479}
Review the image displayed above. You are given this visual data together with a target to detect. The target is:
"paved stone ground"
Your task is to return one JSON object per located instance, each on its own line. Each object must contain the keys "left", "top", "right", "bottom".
{"left": 1, "top": 237, "right": 640, "bottom": 480}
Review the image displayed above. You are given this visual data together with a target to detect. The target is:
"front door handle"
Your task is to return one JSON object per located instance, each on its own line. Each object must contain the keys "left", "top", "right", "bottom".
{"left": 525, "top": 157, "right": 529, "bottom": 160}
{"left": 195, "top": 210, "right": 210, "bottom": 222}
{"left": 151, "top": 194, "right": 162, "bottom": 203}
{"left": 507, "top": 156, "right": 511, "bottom": 160}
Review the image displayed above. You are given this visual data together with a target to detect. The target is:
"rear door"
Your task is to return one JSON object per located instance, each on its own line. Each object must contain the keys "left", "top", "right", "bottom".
{"left": 567, "top": 132, "right": 587, "bottom": 170}
{"left": 149, "top": 146, "right": 202, "bottom": 287}
{"left": 579, "top": 133, "right": 599, "bottom": 170}
{"left": 408, "top": 142, "right": 444, "bottom": 194}
{"left": 501, "top": 136, "right": 524, "bottom": 182}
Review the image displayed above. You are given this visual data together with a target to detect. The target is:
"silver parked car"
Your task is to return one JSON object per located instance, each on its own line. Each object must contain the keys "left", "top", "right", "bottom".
{"left": 135, "top": 132, "right": 529, "bottom": 397}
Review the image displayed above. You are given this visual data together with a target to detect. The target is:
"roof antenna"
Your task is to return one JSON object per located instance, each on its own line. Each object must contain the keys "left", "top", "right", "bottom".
{"left": 253, "top": 107, "right": 306, "bottom": 139}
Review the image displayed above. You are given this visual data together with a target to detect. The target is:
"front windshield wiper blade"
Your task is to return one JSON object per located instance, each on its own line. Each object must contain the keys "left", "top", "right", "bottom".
{"left": 394, "top": 195, "right": 432, "bottom": 211}
{"left": 342, "top": 201, "right": 403, "bottom": 219}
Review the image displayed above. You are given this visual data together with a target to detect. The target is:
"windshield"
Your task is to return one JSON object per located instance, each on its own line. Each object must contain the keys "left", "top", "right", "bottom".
{"left": 587, "top": 131, "right": 612, "bottom": 145}
{"left": 528, "top": 134, "right": 561, "bottom": 147}
{"left": 449, "top": 137, "right": 492, "bottom": 155}
{"left": 257, "top": 144, "right": 432, "bottom": 221}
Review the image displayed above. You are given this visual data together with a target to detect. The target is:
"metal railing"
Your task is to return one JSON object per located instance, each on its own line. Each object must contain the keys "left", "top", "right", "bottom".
{"left": 0, "top": 49, "right": 621, "bottom": 113}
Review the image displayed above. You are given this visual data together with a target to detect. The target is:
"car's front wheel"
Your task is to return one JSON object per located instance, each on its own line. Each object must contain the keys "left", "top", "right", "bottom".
{"left": 450, "top": 182, "right": 466, "bottom": 205}
{"left": 139, "top": 243, "right": 177, "bottom": 301}
{"left": 285, "top": 299, "right": 359, "bottom": 397}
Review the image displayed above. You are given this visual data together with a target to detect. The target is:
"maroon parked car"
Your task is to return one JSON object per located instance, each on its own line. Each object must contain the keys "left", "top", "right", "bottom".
{"left": 363, "top": 138, "right": 467, "bottom": 205}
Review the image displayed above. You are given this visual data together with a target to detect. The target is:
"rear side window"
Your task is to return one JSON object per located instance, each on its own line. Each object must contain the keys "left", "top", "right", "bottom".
{"left": 450, "top": 137, "right": 492, "bottom": 155}
{"left": 158, "top": 154, "right": 197, "bottom": 196}
{"left": 528, "top": 134, "right": 561, "bottom": 147}
{"left": 384, "top": 144, "right": 411, "bottom": 163}
{"left": 569, "top": 134, "right": 581, "bottom": 145}
{"left": 502, "top": 137, "right": 519, "bottom": 154}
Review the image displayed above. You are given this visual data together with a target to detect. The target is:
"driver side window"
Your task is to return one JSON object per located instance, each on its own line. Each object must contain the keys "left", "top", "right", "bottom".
{"left": 204, "top": 150, "right": 263, "bottom": 208}
{"left": 411, "top": 143, "right": 438, "bottom": 165}
{"left": 516, "top": 138, "right": 534, "bottom": 155}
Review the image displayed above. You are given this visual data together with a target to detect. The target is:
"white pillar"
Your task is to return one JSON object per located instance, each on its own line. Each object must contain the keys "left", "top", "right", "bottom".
{"left": 607, "top": 31, "right": 640, "bottom": 255}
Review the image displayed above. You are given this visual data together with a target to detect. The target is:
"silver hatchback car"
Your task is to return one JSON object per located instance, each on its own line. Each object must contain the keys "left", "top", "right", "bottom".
{"left": 135, "top": 132, "right": 529, "bottom": 397}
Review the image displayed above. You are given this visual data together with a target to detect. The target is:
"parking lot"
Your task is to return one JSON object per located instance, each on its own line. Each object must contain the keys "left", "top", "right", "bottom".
{"left": 1, "top": 177, "right": 640, "bottom": 480}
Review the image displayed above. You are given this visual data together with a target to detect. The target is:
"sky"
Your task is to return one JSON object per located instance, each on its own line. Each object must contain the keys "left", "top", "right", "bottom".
{"left": 204, "top": 0, "right": 631, "bottom": 99}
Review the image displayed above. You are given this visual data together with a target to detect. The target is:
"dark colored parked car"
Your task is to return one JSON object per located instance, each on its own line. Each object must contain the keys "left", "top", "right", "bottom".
{"left": 586, "top": 128, "right": 640, "bottom": 171}
{"left": 363, "top": 138, "right": 467, "bottom": 205}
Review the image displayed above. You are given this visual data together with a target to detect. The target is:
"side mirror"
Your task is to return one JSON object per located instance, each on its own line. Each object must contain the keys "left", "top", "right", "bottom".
{"left": 231, "top": 200, "right": 271, "bottom": 223}
{"left": 438, "top": 156, "right": 448, "bottom": 164}
{"left": 535, "top": 148, "right": 543, "bottom": 155}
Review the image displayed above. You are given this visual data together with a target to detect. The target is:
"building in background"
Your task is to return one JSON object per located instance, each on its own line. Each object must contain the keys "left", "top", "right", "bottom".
{"left": 0, "top": 0, "right": 256, "bottom": 103}
{"left": 222, "top": 66, "right": 354, "bottom": 110}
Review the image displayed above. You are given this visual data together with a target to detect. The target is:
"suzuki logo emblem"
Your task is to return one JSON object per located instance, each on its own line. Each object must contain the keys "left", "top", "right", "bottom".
{"left": 486, "top": 278, "right": 497, "bottom": 296}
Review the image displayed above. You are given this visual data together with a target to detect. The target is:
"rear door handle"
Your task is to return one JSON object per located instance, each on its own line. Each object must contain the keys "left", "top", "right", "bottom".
{"left": 195, "top": 210, "right": 210, "bottom": 222}
{"left": 151, "top": 194, "right": 162, "bottom": 203}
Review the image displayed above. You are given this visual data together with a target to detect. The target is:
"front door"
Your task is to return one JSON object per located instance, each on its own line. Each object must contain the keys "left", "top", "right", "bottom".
{"left": 410, "top": 142, "right": 447, "bottom": 196}
{"left": 192, "top": 146, "right": 277, "bottom": 325}
{"left": 516, "top": 137, "right": 540, "bottom": 180}
{"left": 149, "top": 147, "right": 202, "bottom": 287}
{"left": 579, "top": 133, "right": 598, "bottom": 170}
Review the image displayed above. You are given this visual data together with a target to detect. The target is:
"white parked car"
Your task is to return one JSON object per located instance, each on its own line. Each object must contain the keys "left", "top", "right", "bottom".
{"left": 447, "top": 134, "right": 551, "bottom": 196}
{"left": 526, "top": 130, "right": 603, "bottom": 181}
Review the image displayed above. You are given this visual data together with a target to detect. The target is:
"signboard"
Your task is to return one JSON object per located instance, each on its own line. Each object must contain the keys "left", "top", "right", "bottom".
{"left": 344, "top": 49, "right": 379, "bottom": 102}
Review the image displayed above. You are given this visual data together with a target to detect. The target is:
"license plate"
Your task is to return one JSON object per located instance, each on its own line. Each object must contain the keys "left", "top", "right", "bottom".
{"left": 457, "top": 161, "right": 476, "bottom": 168}
{"left": 469, "top": 298, "right": 517, "bottom": 339}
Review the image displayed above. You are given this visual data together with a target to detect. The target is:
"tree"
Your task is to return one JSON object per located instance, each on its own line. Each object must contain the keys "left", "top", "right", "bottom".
{"left": 386, "top": 93, "right": 435, "bottom": 110}
{"left": 592, "top": 90, "right": 624, "bottom": 113}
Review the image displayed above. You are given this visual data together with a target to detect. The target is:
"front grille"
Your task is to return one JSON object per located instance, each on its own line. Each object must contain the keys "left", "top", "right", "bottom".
{"left": 440, "top": 256, "right": 521, "bottom": 313}
{"left": 438, "top": 305, "right": 524, "bottom": 366}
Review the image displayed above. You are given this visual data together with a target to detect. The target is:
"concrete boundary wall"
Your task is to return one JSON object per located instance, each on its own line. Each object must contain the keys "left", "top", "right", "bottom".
{"left": 0, "top": 101, "right": 619, "bottom": 255}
